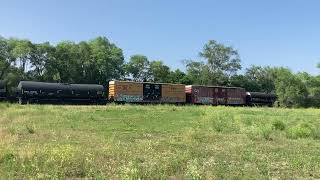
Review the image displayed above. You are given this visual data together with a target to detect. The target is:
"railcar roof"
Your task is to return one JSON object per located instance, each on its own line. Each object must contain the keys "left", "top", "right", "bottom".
{"left": 185, "top": 85, "right": 245, "bottom": 89}
{"left": 248, "top": 92, "right": 277, "bottom": 97}
{"left": 18, "top": 81, "right": 104, "bottom": 90}
{"left": 109, "top": 80, "right": 185, "bottom": 86}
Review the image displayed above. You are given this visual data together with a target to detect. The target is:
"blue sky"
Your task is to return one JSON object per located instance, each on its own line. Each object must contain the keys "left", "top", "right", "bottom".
{"left": 1, "top": 0, "right": 319, "bottom": 74}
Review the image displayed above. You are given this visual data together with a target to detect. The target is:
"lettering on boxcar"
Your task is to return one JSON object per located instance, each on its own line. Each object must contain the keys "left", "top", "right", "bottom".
{"left": 117, "top": 94, "right": 143, "bottom": 102}
{"left": 197, "top": 97, "right": 213, "bottom": 104}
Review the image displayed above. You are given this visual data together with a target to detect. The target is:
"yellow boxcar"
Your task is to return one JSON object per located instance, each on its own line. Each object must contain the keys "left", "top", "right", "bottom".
{"left": 108, "top": 80, "right": 186, "bottom": 103}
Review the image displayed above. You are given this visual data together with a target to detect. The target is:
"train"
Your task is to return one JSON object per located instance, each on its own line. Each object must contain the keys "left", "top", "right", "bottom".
{"left": 0, "top": 80, "right": 277, "bottom": 106}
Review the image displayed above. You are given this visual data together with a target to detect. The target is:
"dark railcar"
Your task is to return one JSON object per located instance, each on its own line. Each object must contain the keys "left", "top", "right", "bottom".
{"left": 246, "top": 92, "right": 277, "bottom": 106}
{"left": 17, "top": 81, "right": 106, "bottom": 105}
{"left": 0, "top": 80, "right": 6, "bottom": 100}
{"left": 185, "top": 85, "right": 246, "bottom": 105}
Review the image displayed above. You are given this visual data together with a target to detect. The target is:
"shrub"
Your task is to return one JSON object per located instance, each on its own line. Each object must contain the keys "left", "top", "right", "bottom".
{"left": 286, "top": 123, "right": 313, "bottom": 139}
{"left": 272, "top": 120, "right": 286, "bottom": 131}
{"left": 259, "top": 126, "right": 273, "bottom": 140}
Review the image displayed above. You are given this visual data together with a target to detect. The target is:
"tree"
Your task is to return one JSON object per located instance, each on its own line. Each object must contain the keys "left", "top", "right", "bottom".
{"left": 168, "top": 69, "right": 192, "bottom": 84}
{"left": 29, "top": 42, "right": 56, "bottom": 81}
{"left": 149, "top": 60, "right": 170, "bottom": 83}
{"left": 89, "top": 37, "right": 124, "bottom": 85}
{"left": 199, "top": 40, "right": 241, "bottom": 77}
{"left": 183, "top": 40, "right": 241, "bottom": 86}
{"left": 7, "top": 38, "right": 35, "bottom": 74}
{"left": 125, "top": 55, "right": 150, "bottom": 81}
{"left": 245, "top": 65, "right": 276, "bottom": 93}
{"left": 184, "top": 60, "right": 208, "bottom": 85}
{"left": 297, "top": 72, "right": 320, "bottom": 107}
{"left": 77, "top": 41, "right": 93, "bottom": 83}
{"left": 53, "top": 41, "right": 80, "bottom": 83}
{"left": 229, "top": 74, "right": 260, "bottom": 92}
{"left": 274, "top": 68, "right": 308, "bottom": 107}
{"left": 0, "top": 36, "right": 13, "bottom": 79}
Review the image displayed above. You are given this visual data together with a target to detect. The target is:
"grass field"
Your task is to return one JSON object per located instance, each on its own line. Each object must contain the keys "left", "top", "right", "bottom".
{"left": 1, "top": 103, "right": 320, "bottom": 179}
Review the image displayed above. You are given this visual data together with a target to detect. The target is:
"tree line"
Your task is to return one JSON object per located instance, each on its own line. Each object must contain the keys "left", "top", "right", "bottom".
{"left": 0, "top": 35, "right": 319, "bottom": 107}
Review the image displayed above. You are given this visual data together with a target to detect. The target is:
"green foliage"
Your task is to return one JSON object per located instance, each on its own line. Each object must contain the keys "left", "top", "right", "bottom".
{"left": 0, "top": 36, "right": 124, "bottom": 86}
{"left": 274, "top": 68, "right": 308, "bottom": 107}
{"left": 272, "top": 120, "right": 286, "bottom": 131}
{"left": 168, "top": 69, "right": 191, "bottom": 84}
{"left": 229, "top": 74, "right": 261, "bottom": 91}
{"left": 184, "top": 60, "right": 207, "bottom": 85}
{"left": 245, "top": 65, "right": 276, "bottom": 93}
{"left": 149, "top": 60, "right": 171, "bottom": 83}
{"left": 199, "top": 40, "right": 241, "bottom": 76}
{"left": 286, "top": 123, "right": 314, "bottom": 139}
{"left": 8, "top": 38, "right": 35, "bottom": 73}
{"left": 125, "top": 55, "right": 151, "bottom": 81}
{"left": 0, "top": 36, "right": 12, "bottom": 79}
{"left": 88, "top": 37, "right": 125, "bottom": 84}
{"left": 296, "top": 72, "right": 320, "bottom": 107}
{"left": 184, "top": 40, "right": 242, "bottom": 86}
{"left": 259, "top": 125, "right": 273, "bottom": 140}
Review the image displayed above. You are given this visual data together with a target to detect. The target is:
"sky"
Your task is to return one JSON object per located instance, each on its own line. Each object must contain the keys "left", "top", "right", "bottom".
{"left": 0, "top": 0, "right": 319, "bottom": 74}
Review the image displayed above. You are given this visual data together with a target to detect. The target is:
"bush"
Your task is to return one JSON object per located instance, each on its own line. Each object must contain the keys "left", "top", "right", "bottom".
{"left": 272, "top": 120, "right": 286, "bottom": 131}
{"left": 286, "top": 123, "right": 313, "bottom": 139}
{"left": 260, "top": 126, "right": 273, "bottom": 140}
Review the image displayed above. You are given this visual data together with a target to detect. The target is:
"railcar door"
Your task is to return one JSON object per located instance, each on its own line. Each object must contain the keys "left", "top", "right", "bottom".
{"left": 217, "top": 87, "right": 227, "bottom": 105}
{"left": 143, "top": 83, "right": 162, "bottom": 101}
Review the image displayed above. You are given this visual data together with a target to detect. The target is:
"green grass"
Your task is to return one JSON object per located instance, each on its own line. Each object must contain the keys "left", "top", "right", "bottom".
{"left": 1, "top": 103, "right": 320, "bottom": 179}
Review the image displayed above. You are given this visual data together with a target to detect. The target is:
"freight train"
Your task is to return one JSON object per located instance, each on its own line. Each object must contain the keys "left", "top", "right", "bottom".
{"left": 0, "top": 80, "right": 277, "bottom": 106}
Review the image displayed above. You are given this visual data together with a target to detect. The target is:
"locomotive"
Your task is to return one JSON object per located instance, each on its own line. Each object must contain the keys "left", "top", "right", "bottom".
{"left": 0, "top": 80, "right": 277, "bottom": 106}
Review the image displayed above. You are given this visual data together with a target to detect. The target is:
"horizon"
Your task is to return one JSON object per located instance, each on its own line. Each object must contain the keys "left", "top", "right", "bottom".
{"left": 1, "top": 0, "right": 319, "bottom": 74}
